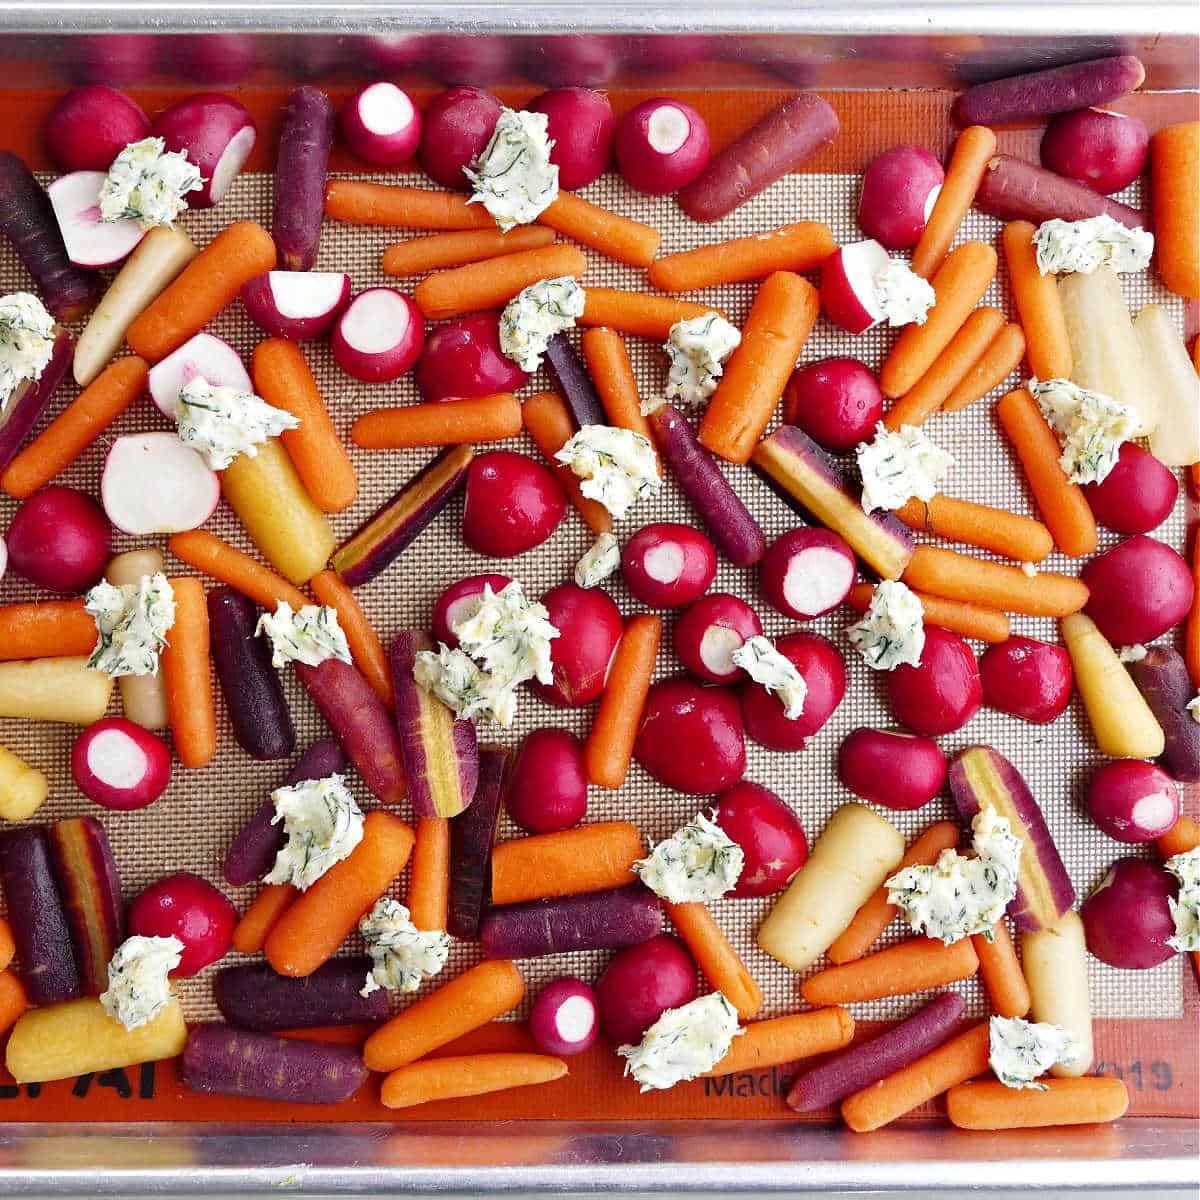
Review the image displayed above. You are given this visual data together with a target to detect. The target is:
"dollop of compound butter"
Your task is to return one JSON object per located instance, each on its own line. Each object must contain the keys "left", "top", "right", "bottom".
{"left": 989, "top": 1015, "right": 1081, "bottom": 1090}
{"left": 575, "top": 531, "right": 620, "bottom": 589}
{"left": 499, "top": 276, "right": 584, "bottom": 373}
{"left": 0, "top": 291, "right": 55, "bottom": 412}
{"left": 100, "top": 935, "right": 183, "bottom": 1031}
{"left": 1165, "top": 846, "right": 1200, "bottom": 952}
{"left": 555, "top": 424, "right": 662, "bottom": 521}
{"left": 847, "top": 579, "right": 926, "bottom": 672}
{"left": 618, "top": 992, "right": 742, "bottom": 1091}
{"left": 873, "top": 258, "right": 936, "bottom": 327}
{"left": 359, "top": 897, "right": 450, "bottom": 997}
{"left": 86, "top": 572, "right": 176, "bottom": 677}
{"left": 265, "top": 774, "right": 365, "bottom": 891}
{"left": 465, "top": 107, "right": 559, "bottom": 232}
{"left": 256, "top": 601, "right": 352, "bottom": 669}
{"left": 1029, "top": 377, "right": 1139, "bottom": 486}
{"left": 731, "top": 635, "right": 807, "bottom": 720}
{"left": 1033, "top": 215, "right": 1153, "bottom": 277}
{"left": 663, "top": 312, "right": 741, "bottom": 408}
{"left": 856, "top": 421, "right": 954, "bottom": 514}
{"left": 634, "top": 811, "right": 744, "bottom": 903}
{"left": 99, "top": 137, "right": 203, "bottom": 229}
{"left": 177, "top": 377, "right": 299, "bottom": 470}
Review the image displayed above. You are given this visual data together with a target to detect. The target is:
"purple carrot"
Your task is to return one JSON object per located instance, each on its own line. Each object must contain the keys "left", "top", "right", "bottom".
{"left": 448, "top": 745, "right": 510, "bottom": 938}
{"left": 272, "top": 86, "right": 335, "bottom": 271}
{"left": 545, "top": 332, "right": 606, "bottom": 428}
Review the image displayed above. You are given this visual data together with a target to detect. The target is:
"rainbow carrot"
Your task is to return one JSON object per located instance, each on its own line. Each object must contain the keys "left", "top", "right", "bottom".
{"left": 580, "top": 328, "right": 656, "bottom": 451}
{"left": 973, "top": 921, "right": 1031, "bottom": 1018}
{"left": 1151, "top": 122, "right": 1200, "bottom": 299}
{"left": 160, "top": 577, "right": 216, "bottom": 770}
{"left": 490, "top": 823, "right": 643, "bottom": 906}
{"left": 941, "top": 322, "right": 1026, "bottom": 413}
{"left": 1001, "top": 220, "right": 1072, "bottom": 380}
{"left": 352, "top": 393, "right": 522, "bottom": 449}
{"left": 667, "top": 900, "right": 763, "bottom": 1020}
{"left": 579, "top": 289, "right": 723, "bottom": 341}
{"left": 893, "top": 494, "right": 1054, "bottom": 563}
{"left": 167, "top": 530, "right": 312, "bottom": 613}
{"left": 703, "top": 1008, "right": 855, "bottom": 1077}
{"left": 310, "top": 570, "right": 393, "bottom": 710}
{"left": 408, "top": 817, "right": 450, "bottom": 933}
{"left": 231, "top": 884, "right": 296, "bottom": 955}
{"left": 847, "top": 582, "right": 1011, "bottom": 644}
{"left": 946, "top": 1077, "right": 1129, "bottom": 1130}
{"left": 0, "top": 600, "right": 97, "bottom": 661}
{"left": 538, "top": 191, "right": 660, "bottom": 267}
{"left": 800, "top": 936, "right": 980, "bottom": 1005}
{"left": 382, "top": 227, "right": 555, "bottom": 275}
{"left": 381, "top": 1052, "right": 566, "bottom": 1109}
{"left": 324, "top": 181, "right": 494, "bottom": 229}
{"left": 649, "top": 221, "right": 836, "bottom": 291}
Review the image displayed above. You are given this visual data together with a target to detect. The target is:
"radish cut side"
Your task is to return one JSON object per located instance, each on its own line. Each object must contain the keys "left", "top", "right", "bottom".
{"left": 783, "top": 547, "right": 857, "bottom": 616}
{"left": 700, "top": 625, "right": 744, "bottom": 676}
{"left": 839, "top": 240, "right": 889, "bottom": 324}
{"left": 554, "top": 995, "right": 597, "bottom": 1043}
{"left": 643, "top": 542, "right": 686, "bottom": 584}
{"left": 269, "top": 271, "right": 350, "bottom": 319}
{"left": 209, "top": 124, "right": 257, "bottom": 205}
{"left": 646, "top": 105, "right": 690, "bottom": 154}
{"left": 48, "top": 170, "right": 145, "bottom": 268}
{"left": 101, "top": 433, "right": 221, "bottom": 535}
{"left": 148, "top": 333, "right": 251, "bottom": 419}
{"left": 358, "top": 82, "right": 416, "bottom": 134}
{"left": 341, "top": 289, "right": 413, "bottom": 353}
{"left": 1131, "top": 793, "right": 1177, "bottom": 834}
{"left": 87, "top": 727, "right": 148, "bottom": 790}
{"left": 923, "top": 183, "right": 943, "bottom": 223}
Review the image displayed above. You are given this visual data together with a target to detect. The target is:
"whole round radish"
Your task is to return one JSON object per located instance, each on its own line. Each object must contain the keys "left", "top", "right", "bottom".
{"left": 525, "top": 35, "right": 620, "bottom": 88}
{"left": 858, "top": 144, "right": 944, "bottom": 250}
{"left": 147, "top": 332, "right": 252, "bottom": 419}
{"left": 341, "top": 82, "right": 422, "bottom": 166}
{"left": 462, "top": 451, "right": 566, "bottom": 558}
{"left": 150, "top": 92, "right": 256, "bottom": 208}
{"left": 76, "top": 34, "right": 157, "bottom": 86}
{"left": 168, "top": 33, "right": 257, "bottom": 86}
{"left": 886, "top": 626, "right": 981, "bottom": 737}
{"left": 127, "top": 872, "right": 238, "bottom": 976}
{"left": 820, "top": 239, "right": 891, "bottom": 335}
{"left": 507, "top": 728, "right": 588, "bottom": 833}
{"left": 1081, "top": 858, "right": 1178, "bottom": 969}
{"left": 615, "top": 98, "right": 710, "bottom": 195}
{"left": 46, "top": 85, "right": 150, "bottom": 171}
{"left": 360, "top": 33, "right": 427, "bottom": 73}
{"left": 526, "top": 87, "right": 614, "bottom": 190}
{"left": 595, "top": 935, "right": 698, "bottom": 1045}
{"left": 740, "top": 632, "right": 846, "bottom": 752}
{"left": 782, "top": 357, "right": 884, "bottom": 452}
{"left": 979, "top": 636, "right": 1073, "bottom": 725}
{"left": 102, "top": 434, "right": 220, "bottom": 536}
{"left": 1081, "top": 443, "right": 1178, "bottom": 535}
{"left": 532, "top": 583, "right": 623, "bottom": 707}
{"left": 674, "top": 593, "right": 762, "bottom": 685}
{"left": 425, "top": 35, "right": 514, "bottom": 86}
{"left": 240, "top": 271, "right": 350, "bottom": 341}
{"left": 6, "top": 486, "right": 110, "bottom": 594}
{"left": 432, "top": 573, "right": 513, "bottom": 647}
{"left": 332, "top": 288, "right": 425, "bottom": 383}
{"left": 621, "top": 523, "right": 716, "bottom": 610}
{"left": 760, "top": 528, "right": 855, "bottom": 620}
{"left": 624, "top": 34, "right": 712, "bottom": 72}
{"left": 1086, "top": 761, "right": 1180, "bottom": 844}
{"left": 1040, "top": 108, "right": 1149, "bottom": 196}
{"left": 72, "top": 718, "right": 172, "bottom": 811}
{"left": 712, "top": 781, "right": 807, "bottom": 897}
{"left": 1082, "top": 535, "right": 1195, "bottom": 646}
{"left": 635, "top": 677, "right": 746, "bottom": 794}
{"left": 415, "top": 312, "right": 529, "bottom": 403}
{"left": 48, "top": 171, "right": 144, "bottom": 268}
{"left": 418, "top": 85, "right": 503, "bottom": 189}
{"left": 837, "top": 728, "right": 947, "bottom": 810}
{"left": 529, "top": 977, "right": 599, "bottom": 1056}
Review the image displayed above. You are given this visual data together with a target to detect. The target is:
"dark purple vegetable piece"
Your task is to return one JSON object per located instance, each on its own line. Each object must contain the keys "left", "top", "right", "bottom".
{"left": 287, "top": 737, "right": 349, "bottom": 785}
{"left": 448, "top": 745, "right": 510, "bottom": 938}
{"left": 544, "top": 332, "right": 606, "bottom": 428}
{"left": 974, "top": 154, "right": 1144, "bottom": 228}
{"left": 213, "top": 959, "right": 387, "bottom": 1031}
{"left": 272, "top": 86, "right": 335, "bottom": 271}
{"left": 0, "top": 327, "right": 74, "bottom": 473}
{"left": 1128, "top": 645, "right": 1200, "bottom": 783}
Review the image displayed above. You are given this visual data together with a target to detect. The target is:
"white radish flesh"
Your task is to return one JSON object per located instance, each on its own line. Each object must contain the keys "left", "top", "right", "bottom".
{"left": 1020, "top": 911, "right": 1094, "bottom": 1077}
{"left": 48, "top": 171, "right": 145, "bottom": 268}
{"left": 87, "top": 727, "right": 148, "bottom": 789}
{"left": 643, "top": 541, "right": 686, "bottom": 584}
{"left": 1133, "top": 304, "right": 1200, "bottom": 466}
{"left": 101, "top": 433, "right": 220, "bottom": 535}
{"left": 784, "top": 546, "right": 856, "bottom": 616}
{"left": 700, "top": 625, "right": 744, "bottom": 676}
{"left": 147, "top": 333, "right": 251, "bottom": 419}
{"left": 271, "top": 272, "right": 347, "bottom": 319}
{"left": 647, "top": 105, "right": 691, "bottom": 154}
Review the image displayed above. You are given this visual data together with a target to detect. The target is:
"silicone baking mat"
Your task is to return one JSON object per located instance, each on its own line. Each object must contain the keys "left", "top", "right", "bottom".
{"left": 0, "top": 86, "right": 1196, "bottom": 1124}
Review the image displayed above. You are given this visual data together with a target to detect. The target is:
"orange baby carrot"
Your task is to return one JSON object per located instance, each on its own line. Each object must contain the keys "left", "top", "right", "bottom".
{"left": 800, "top": 936, "right": 980, "bottom": 1006}
{"left": 168, "top": 530, "right": 312, "bottom": 613}
{"left": 324, "top": 180, "right": 495, "bottom": 229}
{"left": 1158, "top": 815, "right": 1200, "bottom": 859}
{"left": 0, "top": 970, "right": 29, "bottom": 1038}
{"left": 911, "top": 126, "right": 998, "bottom": 279}
{"left": 995, "top": 387, "right": 1098, "bottom": 557}
{"left": 363, "top": 960, "right": 526, "bottom": 1072}
{"left": 881, "top": 241, "right": 999, "bottom": 398}
{"left": 538, "top": 191, "right": 661, "bottom": 267}
{"left": 1001, "top": 220, "right": 1072, "bottom": 380}
{"left": 381, "top": 1052, "right": 566, "bottom": 1110}
{"left": 127, "top": 221, "right": 276, "bottom": 362}
{"left": 1, "top": 356, "right": 148, "bottom": 499}
{"left": 580, "top": 327, "right": 656, "bottom": 452}
{"left": 1186, "top": 534, "right": 1200, "bottom": 688}
{"left": 351, "top": 393, "right": 522, "bottom": 449}
{"left": 310, "top": 570, "right": 393, "bottom": 710}
{"left": 1151, "top": 121, "right": 1200, "bottom": 299}
{"left": 0, "top": 917, "right": 15, "bottom": 971}
{"left": 699, "top": 271, "right": 819, "bottom": 464}
{"left": 266, "top": 810, "right": 415, "bottom": 978}
{"left": 409, "top": 817, "right": 450, "bottom": 933}
{"left": 941, "top": 322, "right": 1026, "bottom": 413}
{"left": 703, "top": 1009, "right": 855, "bottom": 1077}
{"left": 0, "top": 600, "right": 98, "bottom": 661}
{"left": 161, "top": 576, "right": 216, "bottom": 770}
{"left": 382, "top": 227, "right": 555, "bottom": 275}
{"left": 490, "top": 822, "right": 643, "bottom": 906}
{"left": 827, "top": 821, "right": 961, "bottom": 965}
{"left": 580, "top": 289, "right": 724, "bottom": 340}
{"left": 973, "top": 921, "right": 1031, "bottom": 1019}
{"left": 583, "top": 614, "right": 662, "bottom": 790}
{"left": 667, "top": 900, "right": 763, "bottom": 1020}
{"left": 252, "top": 339, "right": 357, "bottom": 513}
{"left": 413, "top": 244, "right": 588, "bottom": 321}
{"left": 946, "top": 1076, "right": 1129, "bottom": 1130}
{"left": 893, "top": 494, "right": 1054, "bottom": 563}
{"left": 231, "top": 884, "right": 296, "bottom": 955}
{"left": 847, "top": 582, "right": 1011, "bottom": 644}
{"left": 648, "top": 221, "right": 837, "bottom": 292}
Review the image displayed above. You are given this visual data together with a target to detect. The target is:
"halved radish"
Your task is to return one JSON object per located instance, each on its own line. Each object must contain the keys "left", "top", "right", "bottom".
{"left": 101, "top": 433, "right": 220, "bottom": 535}
{"left": 760, "top": 528, "right": 856, "bottom": 620}
{"left": 622, "top": 523, "right": 716, "bottom": 609}
{"left": 240, "top": 271, "right": 351, "bottom": 340}
{"left": 72, "top": 717, "right": 172, "bottom": 810}
{"left": 150, "top": 92, "right": 256, "bottom": 208}
{"left": 48, "top": 170, "right": 145, "bottom": 268}
{"left": 147, "top": 332, "right": 251, "bottom": 419}
{"left": 674, "top": 593, "right": 762, "bottom": 685}
{"left": 332, "top": 287, "right": 425, "bottom": 383}
{"left": 341, "top": 82, "right": 422, "bottom": 166}
{"left": 819, "top": 238, "right": 889, "bottom": 335}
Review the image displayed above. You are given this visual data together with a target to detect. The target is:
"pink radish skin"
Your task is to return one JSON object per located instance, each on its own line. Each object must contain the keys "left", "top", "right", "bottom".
{"left": 71, "top": 717, "right": 172, "bottom": 811}
{"left": 46, "top": 85, "right": 150, "bottom": 172}
{"left": 101, "top": 433, "right": 220, "bottom": 536}
{"left": 526, "top": 88, "right": 614, "bottom": 191}
{"left": 147, "top": 332, "right": 251, "bottom": 420}
{"left": 838, "top": 728, "right": 947, "bottom": 811}
{"left": 529, "top": 977, "right": 600, "bottom": 1056}
{"left": 431, "top": 573, "right": 513, "bottom": 648}
{"left": 360, "top": 34, "right": 427, "bottom": 74}
{"left": 341, "top": 83, "right": 422, "bottom": 166}
{"left": 595, "top": 935, "right": 698, "bottom": 1045}
{"left": 1081, "top": 443, "right": 1178, "bottom": 535}
{"left": 418, "top": 86, "right": 504, "bottom": 190}
{"left": 674, "top": 593, "right": 762, "bottom": 685}
{"left": 712, "top": 781, "right": 807, "bottom": 897}
{"left": 240, "top": 271, "right": 351, "bottom": 341}
{"left": 1086, "top": 760, "right": 1180, "bottom": 844}
{"left": 740, "top": 632, "right": 846, "bottom": 752}
{"left": 782, "top": 357, "right": 883, "bottom": 452}
{"left": 462, "top": 451, "right": 566, "bottom": 558}
{"left": 1040, "top": 108, "right": 1149, "bottom": 196}
{"left": 1081, "top": 535, "right": 1195, "bottom": 647}
{"left": 507, "top": 728, "right": 588, "bottom": 834}
{"left": 48, "top": 171, "right": 144, "bottom": 268}
{"left": 858, "top": 145, "right": 944, "bottom": 250}
{"left": 150, "top": 92, "right": 256, "bottom": 208}
{"left": 621, "top": 523, "right": 717, "bottom": 610}
{"left": 6, "top": 485, "right": 110, "bottom": 594}
{"left": 886, "top": 626, "right": 982, "bottom": 737}
{"left": 525, "top": 35, "right": 620, "bottom": 88}
{"left": 615, "top": 98, "right": 711, "bottom": 195}
{"left": 128, "top": 872, "right": 237, "bottom": 976}
{"left": 819, "top": 239, "right": 889, "bottom": 335}
{"left": 635, "top": 677, "right": 746, "bottom": 795}
{"left": 1081, "top": 857, "right": 1177, "bottom": 969}
{"left": 169, "top": 35, "right": 257, "bottom": 87}
{"left": 533, "top": 583, "right": 623, "bottom": 708}
{"left": 980, "top": 636, "right": 1073, "bottom": 725}
{"left": 425, "top": 37, "right": 513, "bottom": 88}
{"left": 332, "top": 288, "right": 425, "bottom": 383}
{"left": 415, "top": 312, "right": 529, "bottom": 403}
{"left": 76, "top": 34, "right": 157, "bottom": 86}
{"left": 760, "top": 527, "right": 855, "bottom": 620}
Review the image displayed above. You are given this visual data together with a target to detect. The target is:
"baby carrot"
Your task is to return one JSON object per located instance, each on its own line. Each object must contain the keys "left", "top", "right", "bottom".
{"left": 648, "top": 221, "right": 836, "bottom": 292}
{"left": 1159, "top": 815, "right": 1200, "bottom": 859}
{"left": 703, "top": 1008, "right": 855, "bottom": 1077}
{"left": 666, "top": 900, "right": 763, "bottom": 1020}
{"left": 973, "top": 921, "right": 1031, "bottom": 1019}
{"left": 847, "top": 582, "right": 1011, "bottom": 644}
{"left": 538, "top": 191, "right": 660, "bottom": 268}
{"left": 161, "top": 576, "right": 217, "bottom": 770}
{"left": 580, "top": 289, "right": 723, "bottom": 340}
{"left": 0, "top": 600, "right": 97, "bottom": 661}
{"left": 946, "top": 1076, "right": 1129, "bottom": 1130}
{"left": 893, "top": 494, "right": 1054, "bottom": 563}
{"left": 580, "top": 328, "right": 656, "bottom": 453}
{"left": 0, "top": 917, "right": 15, "bottom": 971}
{"left": 941, "top": 322, "right": 1026, "bottom": 413}
{"left": 231, "top": 884, "right": 296, "bottom": 955}
{"left": 583, "top": 614, "right": 662, "bottom": 790}
{"left": 381, "top": 1052, "right": 566, "bottom": 1110}
{"left": 1151, "top": 121, "right": 1200, "bottom": 299}
{"left": 699, "top": 271, "right": 819, "bottom": 464}
{"left": 351, "top": 393, "right": 522, "bottom": 449}
{"left": 800, "top": 936, "right": 980, "bottom": 1006}
{"left": 995, "top": 387, "right": 1098, "bottom": 557}
{"left": 310, "top": 570, "right": 393, "bottom": 710}
{"left": 911, "top": 126, "right": 998, "bottom": 279}
{"left": 168, "top": 530, "right": 312, "bottom": 614}
{"left": 1, "top": 356, "right": 148, "bottom": 499}
{"left": 382, "top": 227, "right": 555, "bottom": 276}
{"left": 413, "top": 244, "right": 587, "bottom": 321}
{"left": 0, "top": 969, "right": 29, "bottom": 1038}
{"left": 127, "top": 221, "right": 277, "bottom": 362}
{"left": 409, "top": 817, "right": 450, "bottom": 933}
{"left": 323, "top": 180, "right": 494, "bottom": 229}
{"left": 490, "top": 822, "right": 643, "bottom": 906}
{"left": 1001, "top": 220, "right": 1072, "bottom": 380}
{"left": 252, "top": 339, "right": 357, "bottom": 514}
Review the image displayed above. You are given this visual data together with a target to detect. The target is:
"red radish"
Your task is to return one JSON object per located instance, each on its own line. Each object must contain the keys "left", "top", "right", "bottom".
{"left": 417, "top": 85, "right": 503, "bottom": 190}
{"left": 240, "top": 271, "right": 351, "bottom": 341}
{"left": 71, "top": 718, "right": 172, "bottom": 811}
{"left": 45, "top": 85, "right": 150, "bottom": 172}
{"left": 76, "top": 34, "right": 157, "bottom": 86}
{"left": 425, "top": 36, "right": 513, "bottom": 87}
{"left": 1086, "top": 761, "right": 1180, "bottom": 844}
{"left": 740, "top": 632, "right": 846, "bottom": 752}
{"left": 760, "top": 527, "right": 855, "bottom": 620}
{"left": 635, "top": 677, "right": 746, "bottom": 794}
{"left": 507, "top": 728, "right": 588, "bottom": 833}
{"left": 462, "top": 451, "right": 566, "bottom": 558}
{"left": 48, "top": 171, "right": 144, "bottom": 268}
{"left": 168, "top": 34, "right": 257, "bottom": 87}
{"left": 594, "top": 934, "right": 698, "bottom": 1045}
{"left": 886, "top": 626, "right": 982, "bottom": 737}
{"left": 529, "top": 977, "right": 599, "bottom": 1056}
{"left": 820, "top": 239, "right": 890, "bottom": 335}
{"left": 525, "top": 35, "right": 620, "bottom": 88}
{"left": 332, "top": 288, "right": 425, "bottom": 383}
{"left": 360, "top": 34, "right": 427, "bottom": 73}
{"left": 147, "top": 332, "right": 251, "bottom": 420}
{"left": 858, "top": 145, "right": 944, "bottom": 250}
{"left": 674, "top": 593, "right": 762, "bottom": 684}
{"left": 1082, "top": 535, "right": 1195, "bottom": 646}
{"left": 979, "top": 636, "right": 1073, "bottom": 725}
{"left": 615, "top": 98, "right": 711, "bottom": 195}
{"left": 101, "top": 433, "right": 220, "bottom": 536}
{"left": 150, "top": 92, "right": 256, "bottom": 208}
{"left": 6, "top": 485, "right": 110, "bottom": 594}
{"left": 621, "top": 523, "right": 717, "bottom": 610}
{"left": 782, "top": 357, "right": 884, "bottom": 452}
{"left": 1081, "top": 858, "right": 1177, "bottom": 969}
{"left": 127, "top": 872, "right": 237, "bottom": 977}
{"left": 526, "top": 88, "right": 614, "bottom": 190}
{"left": 0, "top": 539, "right": 7, "bottom": 585}
{"left": 712, "top": 781, "right": 807, "bottom": 897}
{"left": 1040, "top": 108, "right": 1149, "bottom": 196}
{"left": 625, "top": 34, "right": 712, "bottom": 72}
{"left": 532, "top": 583, "right": 623, "bottom": 707}
{"left": 432, "top": 573, "right": 513, "bottom": 647}
{"left": 415, "top": 312, "right": 529, "bottom": 403}
{"left": 341, "top": 82, "right": 422, "bottom": 166}
{"left": 1081, "top": 443, "right": 1178, "bottom": 535}
{"left": 837, "top": 728, "right": 947, "bottom": 811}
